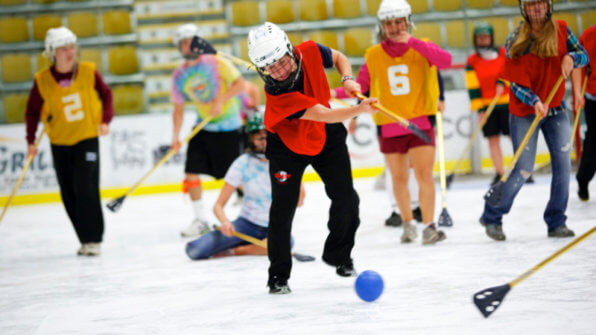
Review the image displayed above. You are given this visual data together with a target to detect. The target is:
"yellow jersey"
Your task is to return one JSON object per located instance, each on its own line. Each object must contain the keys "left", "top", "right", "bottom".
{"left": 36, "top": 62, "right": 103, "bottom": 146}
{"left": 365, "top": 42, "right": 439, "bottom": 125}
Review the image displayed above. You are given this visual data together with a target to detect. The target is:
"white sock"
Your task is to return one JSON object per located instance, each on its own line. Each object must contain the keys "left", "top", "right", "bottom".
{"left": 191, "top": 199, "right": 205, "bottom": 221}
{"left": 423, "top": 222, "right": 434, "bottom": 228}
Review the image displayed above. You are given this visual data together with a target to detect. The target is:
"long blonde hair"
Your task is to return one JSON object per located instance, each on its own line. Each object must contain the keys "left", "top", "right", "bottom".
{"left": 509, "top": 18, "right": 558, "bottom": 59}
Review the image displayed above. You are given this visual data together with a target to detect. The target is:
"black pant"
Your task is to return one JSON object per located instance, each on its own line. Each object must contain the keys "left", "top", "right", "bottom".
{"left": 51, "top": 137, "right": 104, "bottom": 244}
{"left": 266, "top": 123, "right": 360, "bottom": 282}
{"left": 577, "top": 98, "right": 596, "bottom": 187}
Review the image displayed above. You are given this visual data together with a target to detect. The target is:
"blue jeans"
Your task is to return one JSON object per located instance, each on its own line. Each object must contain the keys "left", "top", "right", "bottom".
{"left": 186, "top": 217, "right": 267, "bottom": 260}
{"left": 185, "top": 218, "right": 294, "bottom": 260}
{"left": 481, "top": 108, "right": 571, "bottom": 232}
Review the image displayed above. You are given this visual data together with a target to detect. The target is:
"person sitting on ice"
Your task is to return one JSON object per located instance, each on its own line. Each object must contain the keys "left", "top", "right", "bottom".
{"left": 185, "top": 112, "right": 304, "bottom": 259}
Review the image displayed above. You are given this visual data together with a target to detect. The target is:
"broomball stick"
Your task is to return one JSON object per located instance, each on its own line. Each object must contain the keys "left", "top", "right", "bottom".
{"left": 1, "top": 128, "right": 47, "bottom": 224}
{"left": 106, "top": 117, "right": 212, "bottom": 212}
{"left": 473, "top": 225, "right": 596, "bottom": 318}
{"left": 484, "top": 76, "right": 564, "bottom": 207}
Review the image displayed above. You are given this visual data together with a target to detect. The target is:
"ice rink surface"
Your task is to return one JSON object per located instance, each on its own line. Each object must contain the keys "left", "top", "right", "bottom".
{"left": 1, "top": 175, "right": 595, "bottom": 335}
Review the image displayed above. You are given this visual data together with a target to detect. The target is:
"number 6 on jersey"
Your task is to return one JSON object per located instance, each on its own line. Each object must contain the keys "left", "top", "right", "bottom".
{"left": 387, "top": 64, "right": 410, "bottom": 96}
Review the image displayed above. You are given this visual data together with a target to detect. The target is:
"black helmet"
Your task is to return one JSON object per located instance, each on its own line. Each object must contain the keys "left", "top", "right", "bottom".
{"left": 473, "top": 22, "right": 494, "bottom": 53}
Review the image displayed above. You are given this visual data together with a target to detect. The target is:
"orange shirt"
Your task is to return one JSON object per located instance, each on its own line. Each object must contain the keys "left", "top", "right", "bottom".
{"left": 36, "top": 62, "right": 103, "bottom": 145}
{"left": 365, "top": 41, "right": 439, "bottom": 125}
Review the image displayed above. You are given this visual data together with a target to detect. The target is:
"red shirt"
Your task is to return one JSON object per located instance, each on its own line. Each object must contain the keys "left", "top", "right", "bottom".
{"left": 579, "top": 26, "right": 596, "bottom": 96}
{"left": 502, "top": 20, "right": 568, "bottom": 117}
{"left": 264, "top": 41, "right": 331, "bottom": 156}
{"left": 467, "top": 47, "right": 510, "bottom": 100}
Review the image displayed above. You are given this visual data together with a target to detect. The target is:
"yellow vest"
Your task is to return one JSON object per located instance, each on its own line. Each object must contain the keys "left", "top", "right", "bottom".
{"left": 36, "top": 62, "right": 103, "bottom": 145}
{"left": 365, "top": 42, "right": 439, "bottom": 125}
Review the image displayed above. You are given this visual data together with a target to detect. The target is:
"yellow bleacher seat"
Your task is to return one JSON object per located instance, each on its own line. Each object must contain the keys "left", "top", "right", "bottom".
{"left": 266, "top": 0, "right": 295, "bottom": 24}
{"left": 411, "top": 0, "right": 429, "bottom": 14}
{"left": 434, "top": 0, "right": 461, "bottom": 11}
{"left": 445, "top": 21, "right": 466, "bottom": 48}
{"left": 1, "top": 54, "right": 32, "bottom": 83}
{"left": 117, "top": 85, "right": 145, "bottom": 115}
{"left": 343, "top": 28, "right": 373, "bottom": 57}
{"left": 326, "top": 69, "right": 341, "bottom": 89}
{"left": 108, "top": 46, "right": 139, "bottom": 75}
{"left": 68, "top": 12, "right": 98, "bottom": 38}
{"left": 484, "top": 17, "right": 511, "bottom": 47}
{"left": 511, "top": 15, "right": 524, "bottom": 27}
{"left": 581, "top": 12, "right": 595, "bottom": 32}
{"left": 300, "top": 0, "right": 328, "bottom": 21}
{"left": 238, "top": 39, "right": 249, "bottom": 63}
{"left": 3, "top": 93, "right": 28, "bottom": 124}
{"left": 0, "top": 0, "right": 27, "bottom": 5}
{"left": 366, "top": 0, "right": 381, "bottom": 16}
{"left": 32, "top": 14, "right": 62, "bottom": 41}
{"left": 467, "top": 0, "right": 494, "bottom": 9}
{"left": 308, "top": 30, "right": 338, "bottom": 50}
{"left": 0, "top": 17, "right": 29, "bottom": 43}
{"left": 333, "top": 0, "right": 362, "bottom": 19}
{"left": 80, "top": 49, "right": 103, "bottom": 73}
{"left": 554, "top": 12, "right": 580, "bottom": 36}
{"left": 286, "top": 32, "right": 303, "bottom": 47}
{"left": 36, "top": 53, "right": 52, "bottom": 71}
{"left": 412, "top": 22, "right": 442, "bottom": 45}
{"left": 231, "top": 1, "right": 261, "bottom": 27}
{"left": 102, "top": 10, "right": 132, "bottom": 35}
{"left": 113, "top": 85, "right": 145, "bottom": 115}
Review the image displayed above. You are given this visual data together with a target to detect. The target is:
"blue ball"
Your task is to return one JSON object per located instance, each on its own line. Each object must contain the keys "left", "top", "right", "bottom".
{"left": 355, "top": 270, "right": 384, "bottom": 302}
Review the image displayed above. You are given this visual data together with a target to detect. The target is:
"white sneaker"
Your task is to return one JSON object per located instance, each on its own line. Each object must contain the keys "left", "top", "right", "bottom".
{"left": 400, "top": 222, "right": 418, "bottom": 243}
{"left": 181, "top": 219, "right": 212, "bottom": 237}
{"left": 77, "top": 243, "right": 101, "bottom": 256}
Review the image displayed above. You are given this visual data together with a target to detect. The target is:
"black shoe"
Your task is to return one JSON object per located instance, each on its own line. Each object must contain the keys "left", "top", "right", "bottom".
{"left": 548, "top": 225, "right": 575, "bottom": 238}
{"left": 385, "top": 211, "right": 403, "bottom": 227}
{"left": 485, "top": 223, "right": 506, "bottom": 241}
{"left": 412, "top": 207, "right": 423, "bottom": 223}
{"left": 268, "top": 276, "right": 291, "bottom": 294}
{"left": 525, "top": 175, "right": 535, "bottom": 184}
{"left": 336, "top": 260, "right": 357, "bottom": 277}
{"left": 491, "top": 174, "right": 502, "bottom": 186}
{"left": 578, "top": 184, "right": 589, "bottom": 202}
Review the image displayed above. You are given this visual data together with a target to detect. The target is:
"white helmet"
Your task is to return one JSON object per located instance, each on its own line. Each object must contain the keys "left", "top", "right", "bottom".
{"left": 519, "top": 0, "right": 552, "bottom": 22}
{"left": 174, "top": 23, "right": 200, "bottom": 46}
{"left": 44, "top": 27, "right": 77, "bottom": 60}
{"left": 377, "top": 0, "right": 412, "bottom": 21}
{"left": 247, "top": 22, "right": 292, "bottom": 69}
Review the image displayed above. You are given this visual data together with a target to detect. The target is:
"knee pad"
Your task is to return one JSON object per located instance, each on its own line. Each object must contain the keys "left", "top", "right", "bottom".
{"left": 182, "top": 179, "right": 202, "bottom": 193}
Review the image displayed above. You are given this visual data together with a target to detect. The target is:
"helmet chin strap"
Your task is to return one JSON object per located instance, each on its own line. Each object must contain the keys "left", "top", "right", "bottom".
{"left": 260, "top": 50, "right": 303, "bottom": 93}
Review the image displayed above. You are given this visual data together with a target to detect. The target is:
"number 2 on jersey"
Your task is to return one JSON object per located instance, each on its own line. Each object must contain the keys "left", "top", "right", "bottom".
{"left": 387, "top": 65, "right": 410, "bottom": 96}
{"left": 62, "top": 93, "right": 84, "bottom": 122}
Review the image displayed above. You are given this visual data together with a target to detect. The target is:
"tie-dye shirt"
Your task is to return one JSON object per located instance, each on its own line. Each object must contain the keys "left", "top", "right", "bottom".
{"left": 224, "top": 153, "right": 271, "bottom": 227}
{"left": 171, "top": 54, "right": 243, "bottom": 132}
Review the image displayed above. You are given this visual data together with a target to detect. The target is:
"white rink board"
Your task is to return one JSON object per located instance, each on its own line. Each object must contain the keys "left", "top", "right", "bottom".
{"left": 0, "top": 90, "right": 553, "bottom": 196}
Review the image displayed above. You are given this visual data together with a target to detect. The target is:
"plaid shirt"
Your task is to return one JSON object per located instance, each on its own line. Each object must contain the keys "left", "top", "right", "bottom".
{"left": 505, "top": 24, "right": 588, "bottom": 107}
